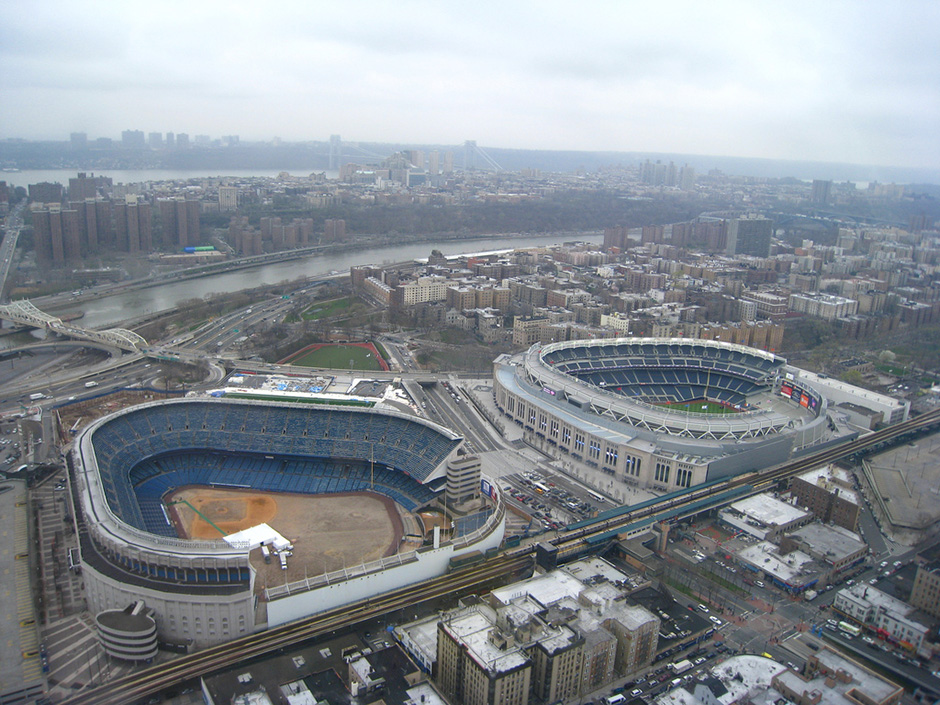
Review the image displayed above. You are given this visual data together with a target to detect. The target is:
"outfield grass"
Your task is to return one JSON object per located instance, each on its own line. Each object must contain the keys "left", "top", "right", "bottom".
{"left": 288, "top": 344, "right": 384, "bottom": 371}
{"left": 654, "top": 399, "right": 741, "bottom": 414}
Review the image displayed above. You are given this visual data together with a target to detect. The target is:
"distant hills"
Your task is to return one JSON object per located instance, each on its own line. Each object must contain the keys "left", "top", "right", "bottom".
{"left": 1, "top": 138, "right": 937, "bottom": 186}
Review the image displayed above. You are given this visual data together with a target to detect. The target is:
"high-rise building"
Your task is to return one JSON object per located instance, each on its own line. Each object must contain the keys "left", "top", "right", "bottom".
{"left": 427, "top": 150, "right": 440, "bottom": 175}
{"left": 176, "top": 133, "right": 190, "bottom": 149}
{"left": 603, "top": 226, "right": 631, "bottom": 251}
{"left": 641, "top": 225, "right": 665, "bottom": 245}
{"left": 324, "top": 219, "right": 346, "bottom": 242}
{"left": 158, "top": 197, "right": 199, "bottom": 247}
{"left": 121, "top": 130, "right": 146, "bottom": 149}
{"left": 811, "top": 179, "right": 832, "bottom": 205}
{"left": 148, "top": 132, "right": 163, "bottom": 149}
{"left": 177, "top": 198, "right": 200, "bottom": 247}
{"left": 218, "top": 186, "right": 238, "bottom": 211}
{"left": 28, "top": 182, "right": 64, "bottom": 204}
{"left": 68, "top": 173, "right": 111, "bottom": 200}
{"left": 328, "top": 134, "right": 342, "bottom": 171}
{"left": 463, "top": 140, "right": 477, "bottom": 170}
{"left": 443, "top": 151, "right": 455, "bottom": 174}
{"left": 31, "top": 203, "right": 86, "bottom": 265}
{"left": 725, "top": 216, "right": 773, "bottom": 257}
{"left": 165, "top": 132, "right": 175, "bottom": 149}
{"left": 96, "top": 199, "right": 114, "bottom": 248}
{"left": 83, "top": 198, "right": 99, "bottom": 251}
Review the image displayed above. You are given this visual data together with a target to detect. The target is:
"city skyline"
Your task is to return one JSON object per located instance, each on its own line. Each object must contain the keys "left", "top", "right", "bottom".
{"left": 1, "top": 1, "right": 938, "bottom": 172}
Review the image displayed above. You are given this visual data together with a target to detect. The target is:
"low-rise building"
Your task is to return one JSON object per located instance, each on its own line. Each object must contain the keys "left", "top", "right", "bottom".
{"left": 790, "top": 465, "right": 861, "bottom": 531}
{"left": 780, "top": 523, "right": 868, "bottom": 576}
{"left": 774, "top": 648, "right": 904, "bottom": 705}
{"left": 718, "top": 494, "right": 813, "bottom": 541}
{"left": 832, "top": 584, "right": 930, "bottom": 652}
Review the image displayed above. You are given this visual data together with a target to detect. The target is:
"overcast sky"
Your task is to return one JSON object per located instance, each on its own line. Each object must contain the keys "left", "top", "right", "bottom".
{"left": 2, "top": 1, "right": 938, "bottom": 169}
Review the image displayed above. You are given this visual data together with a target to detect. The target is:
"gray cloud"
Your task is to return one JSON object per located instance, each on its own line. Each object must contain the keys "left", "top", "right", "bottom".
{"left": 0, "top": 0, "right": 937, "bottom": 169}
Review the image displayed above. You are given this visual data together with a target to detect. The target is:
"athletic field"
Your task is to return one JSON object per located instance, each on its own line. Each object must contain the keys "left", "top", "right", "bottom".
{"left": 280, "top": 342, "right": 389, "bottom": 371}
{"left": 655, "top": 399, "right": 741, "bottom": 414}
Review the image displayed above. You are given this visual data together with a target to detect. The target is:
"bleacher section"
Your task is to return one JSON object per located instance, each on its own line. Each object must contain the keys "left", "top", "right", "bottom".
{"left": 453, "top": 509, "right": 494, "bottom": 538}
{"left": 91, "top": 401, "right": 460, "bottom": 534}
{"left": 542, "top": 340, "right": 782, "bottom": 405}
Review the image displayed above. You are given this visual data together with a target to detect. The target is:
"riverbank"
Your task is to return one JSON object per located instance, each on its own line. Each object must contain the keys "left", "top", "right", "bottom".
{"left": 38, "top": 229, "right": 601, "bottom": 315}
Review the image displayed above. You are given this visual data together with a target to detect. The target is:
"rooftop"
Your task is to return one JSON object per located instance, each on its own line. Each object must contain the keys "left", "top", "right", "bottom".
{"left": 722, "top": 493, "right": 811, "bottom": 529}
{"left": 736, "top": 541, "right": 818, "bottom": 585}
{"left": 787, "top": 523, "right": 865, "bottom": 563}
{"left": 655, "top": 654, "right": 787, "bottom": 705}
{"left": 796, "top": 465, "right": 860, "bottom": 506}
{"left": 441, "top": 606, "right": 529, "bottom": 673}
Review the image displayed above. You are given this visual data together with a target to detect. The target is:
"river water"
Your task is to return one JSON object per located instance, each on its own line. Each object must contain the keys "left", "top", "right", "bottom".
{"left": 50, "top": 233, "right": 602, "bottom": 330}
{"left": 1, "top": 167, "right": 602, "bottom": 345}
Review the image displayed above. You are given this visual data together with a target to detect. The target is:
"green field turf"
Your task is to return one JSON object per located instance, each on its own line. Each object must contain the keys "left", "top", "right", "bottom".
{"left": 654, "top": 399, "right": 740, "bottom": 414}
{"left": 301, "top": 297, "right": 352, "bottom": 320}
{"left": 288, "top": 344, "right": 384, "bottom": 371}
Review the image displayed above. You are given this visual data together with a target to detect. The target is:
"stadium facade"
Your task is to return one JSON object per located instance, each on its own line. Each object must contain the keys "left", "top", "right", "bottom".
{"left": 493, "top": 338, "right": 896, "bottom": 501}
{"left": 71, "top": 399, "right": 505, "bottom": 648}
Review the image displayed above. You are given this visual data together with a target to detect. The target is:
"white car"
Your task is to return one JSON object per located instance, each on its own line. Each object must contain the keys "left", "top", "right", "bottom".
{"left": 709, "top": 615, "right": 722, "bottom": 625}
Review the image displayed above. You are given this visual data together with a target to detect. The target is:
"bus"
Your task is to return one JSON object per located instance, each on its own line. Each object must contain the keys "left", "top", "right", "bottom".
{"left": 588, "top": 490, "right": 605, "bottom": 503}
{"left": 838, "top": 621, "right": 861, "bottom": 637}
{"left": 532, "top": 482, "right": 550, "bottom": 495}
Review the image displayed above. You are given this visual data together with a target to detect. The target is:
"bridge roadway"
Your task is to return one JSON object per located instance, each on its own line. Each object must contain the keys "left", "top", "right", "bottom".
{"left": 59, "top": 406, "right": 940, "bottom": 705}
{"left": 0, "top": 299, "right": 147, "bottom": 352}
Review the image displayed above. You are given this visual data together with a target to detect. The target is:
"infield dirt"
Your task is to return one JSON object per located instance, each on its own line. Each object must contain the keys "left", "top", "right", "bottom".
{"left": 166, "top": 487, "right": 405, "bottom": 585}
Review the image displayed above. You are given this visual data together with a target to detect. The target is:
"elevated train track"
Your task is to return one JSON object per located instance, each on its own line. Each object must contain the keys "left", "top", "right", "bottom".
{"left": 539, "top": 406, "right": 940, "bottom": 559}
{"left": 63, "top": 407, "right": 940, "bottom": 704}
{"left": 63, "top": 554, "right": 535, "bottom": 705}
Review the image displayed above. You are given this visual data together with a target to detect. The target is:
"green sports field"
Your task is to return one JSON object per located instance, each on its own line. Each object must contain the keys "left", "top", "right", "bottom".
{"left": 287, "top": 344, "right": 384, "bottom": 371}
{"left": 654, "top": 399, "right": 741, "bottom": 414}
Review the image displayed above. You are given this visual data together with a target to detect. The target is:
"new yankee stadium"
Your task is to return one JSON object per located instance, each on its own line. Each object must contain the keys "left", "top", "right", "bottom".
{"left": 493, "top": 338, "right": 885, "bottom": 501}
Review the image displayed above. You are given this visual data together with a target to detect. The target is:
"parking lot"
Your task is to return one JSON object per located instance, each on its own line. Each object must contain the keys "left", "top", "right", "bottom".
{"left": 0, "top": 418, "right": 24, "bottom": 471}
{"left": 501, "top": 469, "right": 610, "bottom": 531}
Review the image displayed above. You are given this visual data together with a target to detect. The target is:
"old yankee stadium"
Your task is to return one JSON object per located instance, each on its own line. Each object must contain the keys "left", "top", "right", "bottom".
{"left": 71, "top": 398, "right": 505, "bottom": 649}
{"left": 493, "top": 338, "right": 909, "bottom": 499}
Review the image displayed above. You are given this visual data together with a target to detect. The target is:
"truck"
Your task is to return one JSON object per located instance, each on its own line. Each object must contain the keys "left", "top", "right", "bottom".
{"left": 260, "top": 544, "right": 271, "bottom": 564}
{"left": 84, "top": 381, "right": 99, "bottom": 388}
{"left": 671, "top": 659, "right": 693, "bottom": 674}
{"left": 804, "top": 589, "right": 817, "bottom": 601}
{"left": 28, "top": 393, "right": 44, "bottom": 401}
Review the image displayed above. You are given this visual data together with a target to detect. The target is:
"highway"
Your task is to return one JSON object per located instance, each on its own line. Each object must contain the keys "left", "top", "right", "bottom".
{"left": 59, "top": 405, "right": 940, "bottom": 705}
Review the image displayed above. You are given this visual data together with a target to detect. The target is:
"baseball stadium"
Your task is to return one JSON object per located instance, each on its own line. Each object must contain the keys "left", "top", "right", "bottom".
{"left": 71, "top": 398, "right": 505, "bottom": 648}
{"left": 494, "top": 338, "right": 839, "bottom": 500}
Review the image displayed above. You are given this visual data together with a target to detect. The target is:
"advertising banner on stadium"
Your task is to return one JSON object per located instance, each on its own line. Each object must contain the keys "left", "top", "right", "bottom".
{"left": 481, "top": 479, "right": 499, "bottom": 501}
